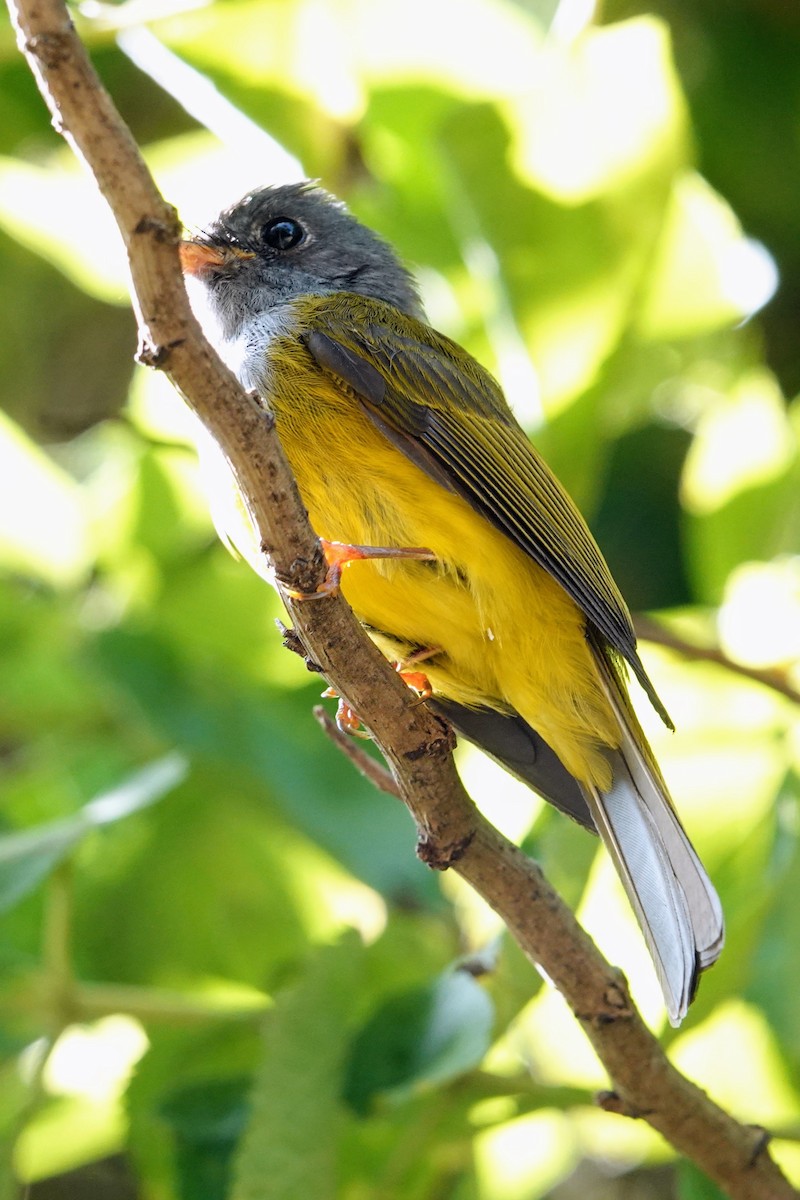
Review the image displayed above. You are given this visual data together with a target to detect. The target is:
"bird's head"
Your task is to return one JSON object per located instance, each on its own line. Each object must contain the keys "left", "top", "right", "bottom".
{"left": 180, "top": 181, "right": 424, "bottom": 342}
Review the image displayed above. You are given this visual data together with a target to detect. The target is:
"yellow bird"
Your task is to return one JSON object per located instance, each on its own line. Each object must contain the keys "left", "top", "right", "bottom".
{"left": 181, "top": 182, "right": 723, "bottom": 1023}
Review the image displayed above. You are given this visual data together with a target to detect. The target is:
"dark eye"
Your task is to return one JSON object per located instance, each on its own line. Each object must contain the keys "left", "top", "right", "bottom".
{"left": 261, "top": 217, "right": 305, "bottom": 251}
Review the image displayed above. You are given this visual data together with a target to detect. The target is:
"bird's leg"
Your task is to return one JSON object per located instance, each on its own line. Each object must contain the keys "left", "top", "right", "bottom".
{"left": 287, "top": 538, "right": 436, "bottom": 600}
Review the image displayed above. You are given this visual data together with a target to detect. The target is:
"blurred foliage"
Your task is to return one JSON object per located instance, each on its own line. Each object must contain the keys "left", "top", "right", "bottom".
{"left": 1, "top": 0, "right": 800, "bottom": 1197}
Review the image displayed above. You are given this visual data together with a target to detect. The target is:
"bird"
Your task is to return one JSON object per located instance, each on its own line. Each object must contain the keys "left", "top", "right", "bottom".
{"left": 180, "top": 181, "right": 724, "bottom": 1023}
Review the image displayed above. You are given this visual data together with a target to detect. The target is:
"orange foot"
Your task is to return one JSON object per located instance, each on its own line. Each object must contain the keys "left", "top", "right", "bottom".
{"left": 393, "top": 643, "right": 441, "bottom": 703}
{"left": 287, "top": 538, "right": 436, "bottom": 600}
{"left": 394, "top": 665, "right": 433, "bottom": 701}
{"left": 322, "top": 651, "right": 438, "bottom": 737}
{"left": 321, "top": 687, "right": 372, "bottom": 739}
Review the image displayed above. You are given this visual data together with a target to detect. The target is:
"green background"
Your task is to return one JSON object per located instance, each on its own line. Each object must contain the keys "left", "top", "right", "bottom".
{"left": 1, "top": 1, "right": 799, "bottom": 1196}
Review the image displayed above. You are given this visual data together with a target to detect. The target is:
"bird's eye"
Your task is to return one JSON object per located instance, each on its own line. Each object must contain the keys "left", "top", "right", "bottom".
{"left": 261, "top": 217, "right": 305, "bottom": 251}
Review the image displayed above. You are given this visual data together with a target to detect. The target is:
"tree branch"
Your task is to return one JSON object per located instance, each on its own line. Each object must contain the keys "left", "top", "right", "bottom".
{"left": 635, "top": 615, "right": 800, "bottom": 707}
{"left": 7, "top": 2, "right": 797, "bottom": 1196}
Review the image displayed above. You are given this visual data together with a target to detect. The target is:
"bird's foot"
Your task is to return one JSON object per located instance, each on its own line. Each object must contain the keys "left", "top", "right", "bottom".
{"left": 286, "top": 538, "right": 436, "bottom": 599}
{"left": 322, "top": 652, "right": 437, "bottom": 737}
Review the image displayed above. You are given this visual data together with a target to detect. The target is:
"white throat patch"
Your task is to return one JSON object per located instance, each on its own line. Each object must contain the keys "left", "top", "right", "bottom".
{"left": 184, "top": 274, "right": 295, "bottom": 393}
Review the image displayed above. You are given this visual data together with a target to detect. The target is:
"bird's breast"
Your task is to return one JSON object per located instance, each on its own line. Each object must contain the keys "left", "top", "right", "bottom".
{"left": 220, "top": 321, "right": 618, "bottom": 784}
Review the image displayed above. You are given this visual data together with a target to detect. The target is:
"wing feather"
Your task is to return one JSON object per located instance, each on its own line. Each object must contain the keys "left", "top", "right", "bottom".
{"left": 304, "top": 303, "right": 671, "bottom": 726}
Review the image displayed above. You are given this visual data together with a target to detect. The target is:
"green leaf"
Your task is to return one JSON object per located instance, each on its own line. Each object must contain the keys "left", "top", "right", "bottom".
{"left": 0, "top": 410, "right": 90, "bottom": 587}
{"left": 159, "top": 0, "right": 544, "bottom": 104}
{"left": 441, "top": 97, "right": 673, "bottom": 413}
{"left": 637, "top": 171, "right": 767, "bottom": 338}
{"left": 0, "top": 156, "right": 128, "bottom": 302}
{"left": 746, "top": 771, "right": 800, "bottom": 1072}
{"left": 92, "top": 627, "right": 437, "bottom": 903}
{"left": 507, "top": 17, "right": 688, "bottom": 203}
{"left": 344, "top": 966, "right": 494, "bottom": 1115}
{"left": 160, "top": 1077, "right": 251, "bottom": 1200}
{"left": 0, "top": 754, "right": 186, "bottom": 911}
{"left": 80, "top": 754, "right": 188, "bottom": 827}
{"left": 590, "top": 421, "right": 693, "bottom": 612}
{"left": 681, "top": 368, "right": 800, "bottom": 601}
{"left": 677, "top": 1160, "right": 731, "bottom": 1200}
{"left": 126, "top": 1023, "right": 264, "bottom": 1200}
{"left": 229, "top": 935, "right": 363, "bottom": 1200}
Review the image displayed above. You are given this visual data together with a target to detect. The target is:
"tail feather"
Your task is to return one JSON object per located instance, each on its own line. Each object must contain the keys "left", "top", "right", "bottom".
{"left": 429, "top": 698, "right": 593, "bottom": 828}
{"left": 587, "top": 646, "right": 724, "bottom": 1024}
{"left": 430, "top": 655, "right": 724, "bottom": 1024}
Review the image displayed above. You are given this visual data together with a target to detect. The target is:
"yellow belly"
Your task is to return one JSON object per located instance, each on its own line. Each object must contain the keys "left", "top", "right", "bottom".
{"left": 268, "top": 368, "right": 619, "bottom": 788}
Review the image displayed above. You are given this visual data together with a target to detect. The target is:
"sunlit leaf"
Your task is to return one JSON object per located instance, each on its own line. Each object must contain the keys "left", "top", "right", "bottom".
{"left": 473, "top": 1109, "right": 578, "bottom": 1200}
{"left": 0, "top": 755, "right": 186, "bottom": 911}
{"left": 638, "top": 173, "right": 776, "bottom": 337}
{"left": 682, "top": 369, "right": 795, "bottom": 515}
{"left": 13, "top": 1018, "right": 148, "bottom": 1182}
{"left": 14, "top": 1094, "right": 125, "bottom": 1184}
{"left": 441, "top": 95, "right": 674, "bottom": 414}
{"left": 160, "top": 0, "right": 544, "bottom": 109}
{"left": 507, "top": 18, "right": 687, "bottom": 203}
{"left": 0, "top": 412, "right": 90, "bottom": 586}
{"left": 0, "top": 156, "right": 128, "bottom": 302}
{"left": 681, "top": 368, "right": 800, "bottom": 599}
{"left": 671, "top": 999, "right": 800, "bottom": 1126}
{"left": 718, "top": 560, "right": 800, "bottom": 670}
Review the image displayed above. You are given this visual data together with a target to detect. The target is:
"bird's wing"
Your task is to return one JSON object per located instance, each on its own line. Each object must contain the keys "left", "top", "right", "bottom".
{"left": 302, "top": 299, "right": 671, "bottom": 726}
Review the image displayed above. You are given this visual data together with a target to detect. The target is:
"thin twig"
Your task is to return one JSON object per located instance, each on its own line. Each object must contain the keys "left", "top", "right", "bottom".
{"left": 7, "top": 3, "right": 798, "bottom": 1197}
{"left": 313, "top": 706, "right": 401, "bottom": 797}
{"left": 636, "top": 615, "right": 800, "bottom": 706}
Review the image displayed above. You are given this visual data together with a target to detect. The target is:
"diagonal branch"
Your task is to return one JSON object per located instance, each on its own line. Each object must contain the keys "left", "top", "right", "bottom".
{"left": 7, "top": 3, "right": 797, "bottom": 1197}
{"left": 635, "top": 614, "right": 800, "bottom": 707}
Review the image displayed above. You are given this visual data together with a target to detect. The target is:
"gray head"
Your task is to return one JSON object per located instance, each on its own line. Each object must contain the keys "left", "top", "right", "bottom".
{"left": 181, "top": 182, "right": 424, "bottom": 340}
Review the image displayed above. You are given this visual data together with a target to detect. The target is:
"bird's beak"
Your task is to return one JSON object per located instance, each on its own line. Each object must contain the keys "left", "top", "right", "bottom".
{"left": 179, "top": 240, "right": 255, "bottom": 276}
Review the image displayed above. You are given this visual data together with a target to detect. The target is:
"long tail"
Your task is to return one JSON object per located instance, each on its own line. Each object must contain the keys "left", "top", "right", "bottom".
{"left": 432, "top": 664, "right": 724, "bottom": 1024}
{"left": 583, "top": 645, "right": 724, "bottom": 1024}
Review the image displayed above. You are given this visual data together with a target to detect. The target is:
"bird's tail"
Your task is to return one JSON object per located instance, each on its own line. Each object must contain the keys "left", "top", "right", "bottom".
{"left": 583, "top": 643, "right": 724, "bottom": 1024}
{"left": 431, "top": 651, "right": 724, "bottom": 1023}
